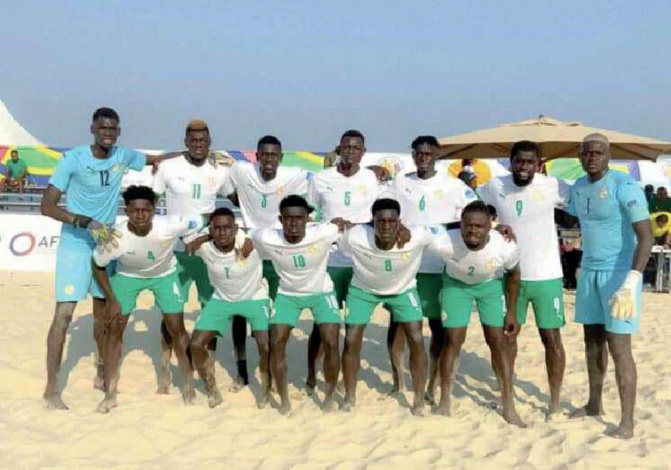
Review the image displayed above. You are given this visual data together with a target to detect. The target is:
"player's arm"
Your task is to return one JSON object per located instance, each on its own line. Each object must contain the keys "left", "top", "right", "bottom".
{"left": 631, "top": 219, "right": 653, "bottom": 273}
{"left": 145, "top": 151, "right": 184, "bottom": 168}
{"left": 367, "top": 165, "right": 390, "bottom": 182}
{"left": 664, "top": 229, "right": 671, "bottom": 248}
{"left": 503, "top": 264, "right": 521, "bottom": 340}
{"left": 554, "top": 208, "right": 579, "bottom": 228}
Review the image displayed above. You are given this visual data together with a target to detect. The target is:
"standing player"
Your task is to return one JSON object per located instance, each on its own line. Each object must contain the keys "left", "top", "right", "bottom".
{"left": 567, "top": 134, "right": 652, "bottom": 439}
{"left": 152, "top": 119, "right": 234, "bottom": 393}
{"left": 388, "top": 135, "right": 477, "bottom": 402}
{"left": 226, "top": 135, "right": 312, "bottom": 388}
{"left": 41, "top": 107, "right": 175, "bottom": 410}
{"left": 338, "top": 199, "right": 434, "bottom": 416}
{"left": 479, "top": 140, "right": 574, "bottom": 419}
{"left": 188, "top": 208, "right": 272, "bottom": 409}
{"left": 92, "top": 186, "right": 205, "bottom": 413}
{"left": 436, "top": 201, "right": 526, "bottom": 427}
{"left": 251, "top": 195, "right": 343, "bottom": 415}
{"left": 306, "top": 129, "right": 385, "bottom": 393}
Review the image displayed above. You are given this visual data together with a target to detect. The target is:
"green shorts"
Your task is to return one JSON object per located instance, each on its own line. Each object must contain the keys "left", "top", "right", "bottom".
{"left": 262, "top": 260, "right": 279, "bottom": 300}
{"left": 345, "top": 285, "right": 423, "bottom": 325}
{"left": 516, "top": 278, "right": 565, "bottom": 329}
{"left": 327, "top": 267, "right": 354, "bottom": 307}
{"left": 416, "top": 273, "right": 443, "bottom": 320}
{"left": 440, "top": 276, "right": 506, "bottom": 328}
{"left": 271, "top": 292, "right": 341, "bottom": 327}
{"left": 194, "top": 297, "right": 271, "bottom": 336}
{"left": 110, "top": 271, "right": 184, "bottom": 315}
{"left": 175, "top": 252, "right": 213, "bottom": 306}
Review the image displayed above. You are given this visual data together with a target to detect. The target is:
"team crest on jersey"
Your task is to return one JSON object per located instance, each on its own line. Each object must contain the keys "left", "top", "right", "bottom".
{"left": 110, "top": 164, "right": 125, "bottom": 173}
{"left": 359, "top": 185, "right": 369, "bottom": 195}
{"left": 64, "top": 285, "right": 75, "bottom": 295}
{"left": 401, "top": 253, "right": 410, "bottom": 263}
{"left": 441, "top": 310, "right": 448, "bottom": 322}
{"left": 208, "top": 177, "right": 216, "bottom": 187}
{"left": 533, "top": 189, "right": 546, "bottom": 202}
{"left": 160, "top": 240, "right": 172, "bottom": 248}
{"left": 434, "top": 190, "right": 443, "bottom": 199}
{"left": 484, "top": 258, "right": 498, "bottom": 270}
{"left": 307, "top": 243, "right": 318, "bottom": 254}
{"left": 599, "top": 188, "right": 609, "bottom": 199}
{"left": 237, "top": 257, "right": 248, "bottom": 266}
{"left": 276, "top": 187, "right": 285, "bottom": 196}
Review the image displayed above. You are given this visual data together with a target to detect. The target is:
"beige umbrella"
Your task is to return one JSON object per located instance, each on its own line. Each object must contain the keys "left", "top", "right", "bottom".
{"left": 438, "top": 115, "right": 671, "bottom": 161}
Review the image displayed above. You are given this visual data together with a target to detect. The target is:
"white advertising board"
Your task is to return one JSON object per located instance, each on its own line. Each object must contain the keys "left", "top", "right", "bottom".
{"left": 0, "top": 214, "right": 62, "bottom": 272}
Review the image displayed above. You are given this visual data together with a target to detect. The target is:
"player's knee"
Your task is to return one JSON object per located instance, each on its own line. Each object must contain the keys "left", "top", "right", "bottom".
{"left": 541, "top": 331, "right": 564, "bottom": 355}
{"left": 256, "top": 337, "right": 270, "bottom": 356}
{"left": 485, "top": 332, "right": 504, "bottom": 349}
{"left": 190, "top": 336, "right": 208, "bottom": 352}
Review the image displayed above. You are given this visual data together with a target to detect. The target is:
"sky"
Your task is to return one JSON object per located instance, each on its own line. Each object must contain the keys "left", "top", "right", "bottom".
{"left": 1, "top": 0, "right": 671, "bottom": 152}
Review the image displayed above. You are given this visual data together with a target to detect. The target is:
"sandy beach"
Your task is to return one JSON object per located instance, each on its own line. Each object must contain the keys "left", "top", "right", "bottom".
{"left": 1, "top": 270, "right": 670, "bottom": 469}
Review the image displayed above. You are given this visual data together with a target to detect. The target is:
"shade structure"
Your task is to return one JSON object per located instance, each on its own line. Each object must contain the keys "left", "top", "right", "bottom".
{"left": 438, "top": 116, "right": 671, "bottom": 161}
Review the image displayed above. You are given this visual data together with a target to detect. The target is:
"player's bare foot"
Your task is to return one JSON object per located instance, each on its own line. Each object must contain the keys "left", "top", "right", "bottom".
{"left": 258, "top": 393, "right": 270, "bottom": 409}
{"left": 424, "top": 390, "right": 435, "bottom": 405}
{"left": 182, "top": 379, "right": 196, "bottom": 405}
{"left": 322, "top": 395, "right": 336, "bottom": 413}
{"left": 503, "top": 408, "right": 527, "bottom": 428}
{"left": 93, "top": 375, "right": 106, "bottom": 391}
{"left": 606, "top": 422, "right": 634, "bottom": 440}
{"left": 95, "top": 396, "right": 117, "bottom": 414}
{"left": 156, "top": 371, "right": 171, "bottom": 394}
{"left": 229, "top": 377, "right": 246, "bottom": 393}
{"left": 306, "top": 381, "right": 316, "bottom": 397}
{"left": 568, "top": 404, "right": 604, "bottom": 419}
{"left": 341, "top": 395, "right": 356, "bottom": 412}
{"left": 411, "top": 401, "right": 426, "bottom": 417}
{"left": 436, "top": 399, "right": 451, "bottom": 417}
{"left": 278, "top": 399, "right": 292, "bottom": 416}
{"left": 44, "top": 392, "right": 69, "bottom": 411}
{"left": 207, "top": 389, "right": 223, "bottom": 409}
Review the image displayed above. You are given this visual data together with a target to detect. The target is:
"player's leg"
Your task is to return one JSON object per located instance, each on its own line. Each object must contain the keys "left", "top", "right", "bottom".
{"left": 191, "top": 297, "right": 227, "bottom": 408}
{"left": 0, "top": 178, "right": 5, "bottom": 193}
{"left": 312, "top": 292, "right": 342, "bottom": 412}
{"left": 416, "top": 273, "right": 443, "bottom": 403}
{"left": 437, "top": 326, "right": 467, "bottom": 416}
{"left": 241, "top": 299, "right": 272, "bottom": 407}
{"left": 17, "top": 177, "right": 25, "bottom": 193}
{"left": 569, "top": 269, "right": 609, "bottom": 419}
{"left": 163, "top": 313, "right": 195, "bottom": 404}
{"left": 44, "top": 301, "right": 77, "bottom": 410}
{"left": 231, "top": 315, "right": 249, "bottom": 389}
{"left": 538, "top": 328, "right": 565, "bottom": 418}
{"left": 387, "top": 318, "right": 406, "bottom": 394}
{"left": 96, "top": 311, "right": 130, "bottom": 414}
{"left": 91, "top": 297, "right": 107, "bottom": 391}
{"left": 269, "top": 294, "right": 302, "bottom": 415}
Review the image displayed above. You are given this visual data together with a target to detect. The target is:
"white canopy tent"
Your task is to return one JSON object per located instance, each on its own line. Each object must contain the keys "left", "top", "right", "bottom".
{"left": 0, "top": 100, "right": 44, "bottom": 146}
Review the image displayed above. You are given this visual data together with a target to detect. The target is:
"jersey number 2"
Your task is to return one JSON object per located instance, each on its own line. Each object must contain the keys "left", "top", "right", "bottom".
{"left": 99, "top": 170, "right": 110, "bottom": 187}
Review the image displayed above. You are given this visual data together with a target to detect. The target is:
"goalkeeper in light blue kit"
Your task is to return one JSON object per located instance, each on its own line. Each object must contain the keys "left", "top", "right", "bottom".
{"left": 567, "top": 134, "right": 652, "bottom": 440}
{"left": 40, "top": 107, "right": 177, "bottom": 410}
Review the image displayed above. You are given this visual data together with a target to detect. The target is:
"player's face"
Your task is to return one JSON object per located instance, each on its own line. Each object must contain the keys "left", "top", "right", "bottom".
{"left": 413, "top": 143, "right": 437, "bottom": 174}
{"left": 10, "top": 151, "right": 18, "bottom": 162}
{"left": 374, "top": 209, "right": 400, "bottom": 244}
{"left": 339, "top": 136, "right": 365, "bottom": 166}
{"left": 280, "top": 206, "right": 308, "bottom": 241}
{"left": 461, "top": 211, "right": 491, "bottom": 248}
{"left": 126, "top": 199, "right": 155, "bottom": 230}
{"left": 91, "top": 117, "right": 120, "bottom": 149}
{"left": 511, "top": 150, "right": 537, "bottom": 186}
{"left": 210, "top": 215, "right": 237, "bottom": 247}
{"left": 184, "top": 130, "right": 211, "bottom": 161}
{"left": 659, "top": 188, "right": 668, "bottom": 200}
{"left": 579, "top": 141, "right": 610, "bottom": 177}
{"left": 257, "top": 144, "right": 283, "bottom": 179}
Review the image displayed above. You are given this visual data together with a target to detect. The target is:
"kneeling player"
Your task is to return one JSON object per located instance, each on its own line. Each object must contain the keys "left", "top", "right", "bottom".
{"left": 189, "top": 208, "right": 272, "bottom": 409}
{"left": 92, "top": 186, "right": 205, "bottom": 413}
{"left": 437, "top": 201, "right": 526, "bottom": 427}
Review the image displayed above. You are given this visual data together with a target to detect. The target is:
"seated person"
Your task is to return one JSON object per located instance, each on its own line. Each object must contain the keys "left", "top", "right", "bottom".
{"left": 651, "top": 212, "right": 671, "bottom": 247}
{"left": 0, "top": 150, "right": 28, "bottom": 193}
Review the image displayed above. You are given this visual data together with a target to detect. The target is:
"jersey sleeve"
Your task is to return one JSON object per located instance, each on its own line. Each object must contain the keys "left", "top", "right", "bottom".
{"left": 320, "top": 222, "right": 340, "bottom": 245}
{"left": 502, "top": 240, "right": 520, "bottom": 271}
{"left": 49, "top": 153, "right": 77, "bottom": 192}
{"left": 123, "top": 148, "right": 147, "bottom": 171}
{"left": 306, "top": 178, "right": 322, "bottom": 211}
{"left": 218, "top": 170, "right": 235, "bottom": 197}
{"left": 556, "top": 178, "right": 572, "bottom": 207}
{"left": 567, "top": 185, "right": 578, "bottom": 216}
{"left": 152, "top": 162, "right": 167, "bottom": 195}
{"left": 426, "top": 231, "right": 454, "bottom": 260}
{"left": 93, "top": 242, "right": 123, "bottom": 268}
{"left": 477, "top": 180, "right": 495, "bottom": 205}
{"left": 617, "top": 180, "right": 650, "bottom": 223}
{"left": 336, "top": 226, "right": 355, "bottom": 257}
{"left": 171, "top": 215, "right": 207, "bottom": 239}
{"left": 456, "top": 180, "right": 479, "bottom": 214}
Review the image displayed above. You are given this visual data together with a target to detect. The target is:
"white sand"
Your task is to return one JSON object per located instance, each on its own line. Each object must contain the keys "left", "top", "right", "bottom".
{"left": 1, "top": 271, "right": 670, "bottom": 469}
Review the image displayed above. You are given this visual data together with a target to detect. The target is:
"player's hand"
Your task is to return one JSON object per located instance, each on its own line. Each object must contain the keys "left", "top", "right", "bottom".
{"left": 369, "top": 165, "right": 391, "bottom": 182}
{"left": 185, "top": 234, "right": 210, "bottom": 256}
{"left": 88, "top": 221, "right": 121, "bottom": 253}
{"left": 330, "top": 217, "right": 348, "bottom": 233}
{"left": 237, "top": 238, "right": 254, "bottom": 259}
{"left": 208, "top": 151, "right": 235, "bottom": 168}
{"left": 503, "top": 312, "right": 520, "bottom": 340}
{"left": 609, "top": 270, "right": 642, "bottom": 321}
{"left": 106, "top": 298, "right": 122, "bottom": 325}
{"left": 397, "top": 223, "right": 412, "bottom": 248}
{"left": 495, "top": 224, "right": 516, "bottom": 243}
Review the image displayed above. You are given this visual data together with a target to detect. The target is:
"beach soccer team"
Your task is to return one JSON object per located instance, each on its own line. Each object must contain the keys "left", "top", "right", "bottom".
{"left": 39, "top": 107, "right": 652, "bottom": 439}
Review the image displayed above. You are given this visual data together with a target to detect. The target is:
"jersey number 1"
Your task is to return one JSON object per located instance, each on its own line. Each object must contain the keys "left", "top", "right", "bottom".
{"left": 99, "top": 170, "right": 110, "bottom": 187}
{"left": 293, "top": 254, "right": 306, "bottom": 268}
{"left": 192, "top": 184, "right": 202, "bottom": 200}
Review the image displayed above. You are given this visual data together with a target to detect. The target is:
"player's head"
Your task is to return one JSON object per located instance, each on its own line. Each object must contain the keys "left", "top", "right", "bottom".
{"left": 257, "top": 135, "right": 283, "bottom": 181}
{"left": 460, "top": 201, "right": 491, "bottom": 249}
{"left": 645, "top": 184, "right": 654, "bottom": 194}
{"left": 658, "top": 186, "right": 668, "bottom": 200}
{"left": 339, "top": 130, "right": 366, "bottom": 166}
{"left": 10, "top": 150, "right": 18, "bottom": 161}
{"left": 279, "top": 195, "right": 312, "bottom": 243}
{"left": 122, "top": 185, "right": 157, "bottom": 230}
{"left": 411, "top": 136, "right": 440, "bottom": 175}
{"left": 510, "top": 140, "right": 540, "bottom": 186}
{"left": 579, "top": 133, "right": 610, "bottom": 178}
{"left": 184, "top": 119, "right": 211, "bottom": 162}
{"left": 655, "top": 213, "right": 669, "bottom": 227}
{"left": 372, "top": 198, "right": 401, "bottom": 246}
{"left": 90, "top": 107, "right": 120, "bottom": 150}
{"left": 209, "top": 207, "right": 238, "bottom": 249}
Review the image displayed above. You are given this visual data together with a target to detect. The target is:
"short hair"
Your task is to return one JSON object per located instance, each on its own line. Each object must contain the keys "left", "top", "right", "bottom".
{"left": 486, "top": 204, "right": 498, "bottom": 217}
{"left": 510, "top": 140, "right": 540, "bottom": 160}
{"left": 659, "top": 187, "right": 668, "bottom": 194}
{"left": 122, "top": 185, "right": 157, "bottom": 205}
{"left": 461, "top": 200, "right": 491, "bottom": 218}
{"left": 340, "top": 129, "right": 365, "bottom": 146}
{"left": 92, "top": 107, "right": 119, "bottom": 123}
{"left": 645, "top": 184, "right": 654, "bottom": 191}
{"left": 186, "top": 119, "right": 210, "bottom": 136}
{"left": 210, "top": 207, "right": 235, "bottom": 222}
{"left": 411, "top": 135, "right": 439, "bottom": 151}
{"left": 657, "top": 214, "right": 669, "bottom": 224}
{"left": 257, "top": 135, "right": 282, "bottom": 151}
{"left": 372, "top": 198, "right": 401, "bottom": 217}
{"left": 279, "top": 194, "right": 313, "bottom": 214}
{"left": 10, "top": 149, "right": 18, "bottom": 156}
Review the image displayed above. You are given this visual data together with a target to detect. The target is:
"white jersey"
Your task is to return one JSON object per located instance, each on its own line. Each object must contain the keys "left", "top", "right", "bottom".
{"left": 479, "top": 174, "right": 570, "bottom": 281}
{"left": 388, "top": 171, "right": 478, "bottom": 273}
{"left": 307, "top": 166, "right": 383, "bottom": 268}
{"left": 251, "top": 223, "right": 339, "bottom": 296}
{"left": 338, "top": 225, "right": 438, "bottom": 295}
{"left": 441, "top": 229, "right": 519, "bottom": 285}
{"left": 231, "top": 161, "right": 311, "bottom": 229}
{"left": 195, "top": 239, "right": 268, "bottom": 302}
{"left": 93, "top": 216, "right": 205, "bottom": 278}
{"left": 153, "top": 156, "right": 233, "bottom": 216}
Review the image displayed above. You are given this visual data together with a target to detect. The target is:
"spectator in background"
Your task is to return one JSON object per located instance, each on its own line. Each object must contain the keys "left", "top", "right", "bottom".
{"left": 651, "top": 212, "right": 671, "bottom": 247}
{"left": 649, "top": 186, "right": 671, "bottom": 213}
{"left": 0, "top": 150, "right": 28, "bottom": 193}
{"left": 644, "top": 184, "right": 654, "bottom": 203}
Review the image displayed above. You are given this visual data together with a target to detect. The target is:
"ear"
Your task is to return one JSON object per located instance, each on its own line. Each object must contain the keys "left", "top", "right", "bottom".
{"left": 362, "top": 146, "right": 367, "bottom": 154}
{"left": 90, "top": 123, "right": 95, "bottom": 135}
{"left": 117, "top": 127, "right": 122, "bottom": 137}
{"left": 184, "top": 136, "right": 189, "bottom": 148}
{"left": 278, "top": 152, "right": 284, "bottom": 163}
